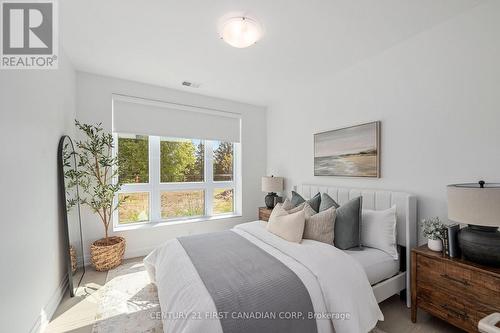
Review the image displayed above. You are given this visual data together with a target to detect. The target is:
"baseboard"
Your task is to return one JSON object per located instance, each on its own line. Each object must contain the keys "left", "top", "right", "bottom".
{"left": 30, "top": 274, "right": 68, "bottom": 333}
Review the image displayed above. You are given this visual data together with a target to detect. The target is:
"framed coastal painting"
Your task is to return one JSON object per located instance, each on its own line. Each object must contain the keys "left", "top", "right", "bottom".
{"left": 314, "top": 121, "right": 380, "bottom": 178}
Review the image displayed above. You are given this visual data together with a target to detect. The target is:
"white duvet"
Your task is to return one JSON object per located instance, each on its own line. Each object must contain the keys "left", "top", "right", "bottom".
{"left": 144, "top": 221, "right": 383, "bottom": 333}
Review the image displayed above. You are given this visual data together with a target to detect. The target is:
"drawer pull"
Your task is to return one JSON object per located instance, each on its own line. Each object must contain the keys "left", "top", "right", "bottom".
{"left": 440, "top": 274, "right": 470, "bottom": 286}
{"left": 441, "top": 304, "right": 468, "bottom": 320}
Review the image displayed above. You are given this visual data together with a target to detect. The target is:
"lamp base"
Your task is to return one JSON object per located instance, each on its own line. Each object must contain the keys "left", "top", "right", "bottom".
{"left": 264, "top": 192, "right": 278, "bottom": 209}
{"left": 458, "top": 225, "right": 500, "bottom": 267}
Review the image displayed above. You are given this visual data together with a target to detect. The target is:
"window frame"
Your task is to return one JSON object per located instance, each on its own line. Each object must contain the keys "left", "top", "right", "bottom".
{"left": 117, "top": 191, "right": 151, "bottom": 224}
{"left": 112, "top": 134, "right": 241, "bottom": 229}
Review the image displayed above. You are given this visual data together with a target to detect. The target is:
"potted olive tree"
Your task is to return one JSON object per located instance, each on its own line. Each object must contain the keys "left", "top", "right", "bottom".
{"left": 73, "top": 120, "right": 125, "bottom": 271}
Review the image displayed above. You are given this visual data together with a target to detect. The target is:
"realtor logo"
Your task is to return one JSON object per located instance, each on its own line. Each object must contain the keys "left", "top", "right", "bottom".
{"left": 1, "top": 0, "right": 58, "bottom": 69}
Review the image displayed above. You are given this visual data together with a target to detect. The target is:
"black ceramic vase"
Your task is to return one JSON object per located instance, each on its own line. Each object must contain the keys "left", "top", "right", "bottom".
{"left": 264, "top": 192, "right": 277, "bottom": 209}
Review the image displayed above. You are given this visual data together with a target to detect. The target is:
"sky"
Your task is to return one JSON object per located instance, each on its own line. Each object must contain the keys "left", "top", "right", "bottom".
{"left": 314, "top": 123, "right": 377, "bottom": 157}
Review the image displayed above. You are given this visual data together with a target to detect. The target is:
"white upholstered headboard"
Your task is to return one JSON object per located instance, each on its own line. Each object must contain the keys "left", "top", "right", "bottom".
{"left": 297, "top": 184, "right": 417, "bottom": 248}
{"left": 297, "top": 184, "right": 417, "bottom": 306}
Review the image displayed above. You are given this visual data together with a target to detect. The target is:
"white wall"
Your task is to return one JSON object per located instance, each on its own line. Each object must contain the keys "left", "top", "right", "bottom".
{"left": 267, "top": 1, "right": 500, "bottom": 243}
{"left": 0, "top": 53, "right": 76, "bottom": 333}
{"left": 76, "top": 72, "right": 266, "bottom": 260}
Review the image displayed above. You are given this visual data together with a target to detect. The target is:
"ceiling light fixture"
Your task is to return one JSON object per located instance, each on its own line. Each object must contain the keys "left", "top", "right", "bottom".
{"left": 220, "top": 17, "right": 262, "bottom": 48}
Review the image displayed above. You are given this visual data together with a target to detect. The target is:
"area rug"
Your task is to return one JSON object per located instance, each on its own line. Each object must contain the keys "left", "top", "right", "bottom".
{"left": 92, "top": 259, "right": 387, "bottom": 333}
{"left": 91, "top": 261, "right": 162, "bottom": 333}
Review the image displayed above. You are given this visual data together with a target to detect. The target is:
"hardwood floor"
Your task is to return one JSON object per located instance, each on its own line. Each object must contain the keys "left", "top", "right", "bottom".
{"left": 46, "top": 259, "right": 466, "bottom": 333}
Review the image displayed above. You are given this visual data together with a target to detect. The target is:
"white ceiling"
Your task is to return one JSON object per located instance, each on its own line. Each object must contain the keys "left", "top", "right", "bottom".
{"left": 61, "top": 0, "right": 481, "bottom": 106}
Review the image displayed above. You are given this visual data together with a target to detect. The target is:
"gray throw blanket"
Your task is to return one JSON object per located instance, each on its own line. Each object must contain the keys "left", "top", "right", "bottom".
{"left": 178, "top": 230, "right": 317, "bottom": 333}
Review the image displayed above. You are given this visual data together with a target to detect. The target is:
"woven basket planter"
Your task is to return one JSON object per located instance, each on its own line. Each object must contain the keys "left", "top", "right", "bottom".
{"left": 90, "top": 236, "right": 125, "bottom": 272}
{"left": 69, "top": 245, "right": 77, "bottom": 273}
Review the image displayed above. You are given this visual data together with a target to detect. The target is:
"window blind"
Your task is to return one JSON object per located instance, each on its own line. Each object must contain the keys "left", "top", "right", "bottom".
{"left": 112, "top": 95, "right": 241, "bottom": 143}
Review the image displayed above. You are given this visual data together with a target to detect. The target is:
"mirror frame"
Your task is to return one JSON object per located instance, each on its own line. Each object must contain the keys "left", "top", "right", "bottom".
{"left": 58, "top": 135, "right": 85, "bottom": 297}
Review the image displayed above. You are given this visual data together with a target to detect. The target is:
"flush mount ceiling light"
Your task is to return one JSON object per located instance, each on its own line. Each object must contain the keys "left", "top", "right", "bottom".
{"left": 220, "top": 17, "right": 262, "bottom": 48}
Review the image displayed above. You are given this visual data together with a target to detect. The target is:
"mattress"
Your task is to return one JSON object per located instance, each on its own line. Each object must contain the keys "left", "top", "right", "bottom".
{"left": 145, "top": 221, "right": 384, "bottom": 333}
{"left": 345, "top": 247, "right": 400, "bottom": 285}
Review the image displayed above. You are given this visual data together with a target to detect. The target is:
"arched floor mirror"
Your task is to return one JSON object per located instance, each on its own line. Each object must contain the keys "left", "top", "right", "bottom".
{"left": 58, "top": 135, "right": 85, "bottom": 297}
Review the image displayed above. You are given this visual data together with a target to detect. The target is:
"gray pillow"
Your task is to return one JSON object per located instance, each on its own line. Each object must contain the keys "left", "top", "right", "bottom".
{"left": 291, "top": 191, "right": 306, "bottom": 206}
{"left": 291, "top": 191, "right": 321, "bottom": 213}
{"left": 319, "top": 193, "right": 339, "bottom": 211}
{"left": 333, "top": 196, "right": 363, "bottom": 250}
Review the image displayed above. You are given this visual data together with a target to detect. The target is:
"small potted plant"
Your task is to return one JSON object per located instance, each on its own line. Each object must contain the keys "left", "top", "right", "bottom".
{"left": 421, "top": 217, "right": 445, "bottom": 252}
{"left": 72, "top": 120, "right": 125, "bottom": 271}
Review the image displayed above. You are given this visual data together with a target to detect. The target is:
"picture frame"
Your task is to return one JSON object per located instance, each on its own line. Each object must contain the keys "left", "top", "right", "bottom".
{"left": 314, "top": 121, "right": 380, "bottom": 178}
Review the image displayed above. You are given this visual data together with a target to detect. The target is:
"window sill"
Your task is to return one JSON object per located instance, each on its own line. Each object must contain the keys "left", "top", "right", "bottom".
{"left": 113, "top": 213, "right": 242, "bottom": 232}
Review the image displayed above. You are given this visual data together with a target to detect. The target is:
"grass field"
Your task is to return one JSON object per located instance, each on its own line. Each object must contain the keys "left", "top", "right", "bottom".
{"left": 118, "top": 192, "right": 149, "bottom": 224}
{"left": 161, "top": 190, "right": 204, "bottom": 219}
{"left": 118, "top": 189, "right": 233, "bottom": 223}
{"left": 213, "top": 188, "right": 233, "bottom": 214}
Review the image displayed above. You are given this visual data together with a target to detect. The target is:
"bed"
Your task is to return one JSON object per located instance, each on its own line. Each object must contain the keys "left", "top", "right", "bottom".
{"left": 345, "top": 247, "right": 400, "bottom": 286}
{"left": 297, "top": 184, "right": 417, "bottom": 307}
{"left": 144, "top": 185, "right": 417, "bottom": 333}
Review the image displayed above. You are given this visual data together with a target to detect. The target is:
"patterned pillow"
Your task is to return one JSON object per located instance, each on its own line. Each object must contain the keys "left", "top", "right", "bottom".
{"left": 303, "top": 204, "right": 336, "bottom": 244}
{"left": 281, "top": 198, "right": 295, "bottom": 210}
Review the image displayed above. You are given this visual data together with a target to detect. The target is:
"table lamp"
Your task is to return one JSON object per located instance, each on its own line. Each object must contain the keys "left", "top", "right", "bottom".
{"left": 447, "top": 181, "right": 500, "bottom": 266}
{"left": 261, "top": 176, "right": 283, "bottom": 209}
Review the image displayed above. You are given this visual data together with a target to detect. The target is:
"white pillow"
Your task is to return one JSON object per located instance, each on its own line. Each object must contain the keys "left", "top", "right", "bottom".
{"left": 361, "top": 206, "right": 398, "bottom": 259}
{"left": 267, "top": 204, "right": 306, "bottom": 243}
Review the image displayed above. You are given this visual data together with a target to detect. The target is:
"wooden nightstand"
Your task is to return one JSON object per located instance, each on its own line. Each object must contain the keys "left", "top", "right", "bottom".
{"left": 411, "top": 245, "right": 500, "bottom": 332}
{"left": 258, "top": 207, "right": 273, "bottom": 222}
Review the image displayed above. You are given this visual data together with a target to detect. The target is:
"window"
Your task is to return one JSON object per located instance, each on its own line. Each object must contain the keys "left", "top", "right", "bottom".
{"left": 161, "top": 190, "right": 204, "bottom": 219}
{"left": 213, "top": 141, "right": 233, "bottom": 181}
{"left": 115, "top": 135, "right": 238, "bottom": 225}
{"left": 160, "top": 137, "right": 204, "bottom": 182}
{"left": 118, "top": 134, "right": 149, "bottom": 184}
{"left": 118, "top": 192, "right": 149, "bottom": 223}
{"left": 213, "top": 188, "right": 234, "bottom": 215}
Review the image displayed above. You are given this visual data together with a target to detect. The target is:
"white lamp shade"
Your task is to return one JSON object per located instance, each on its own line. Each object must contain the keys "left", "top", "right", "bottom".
{"left": 447, "top": 184, "right": 500, "bottom": 227}
{"left": 262, "top": 176, "right": 283, "bottom": 193}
